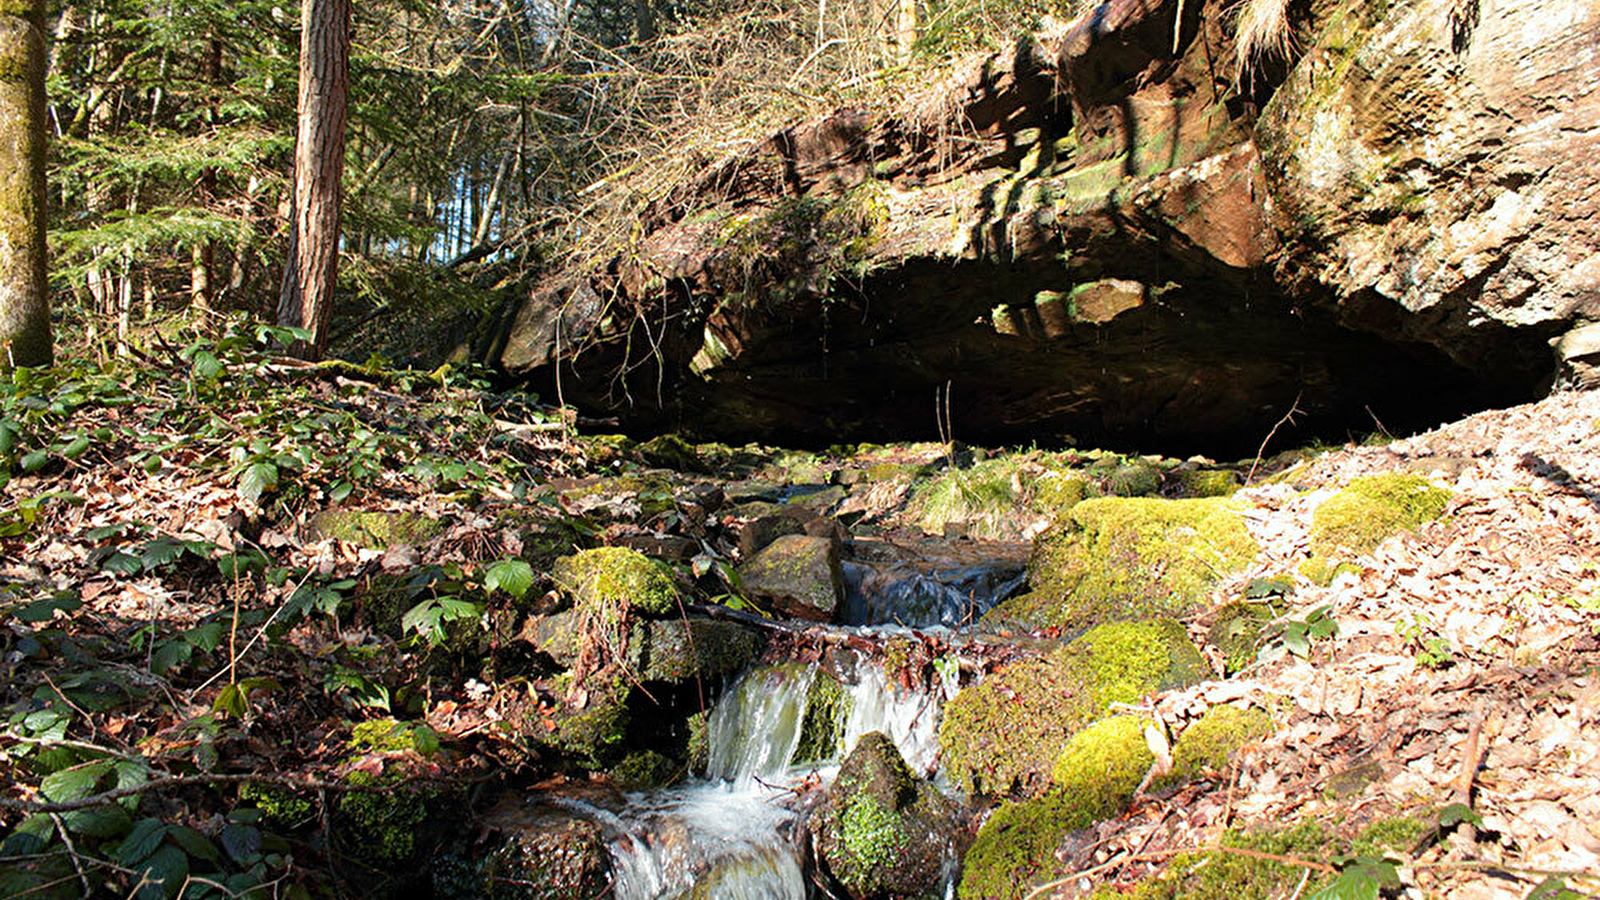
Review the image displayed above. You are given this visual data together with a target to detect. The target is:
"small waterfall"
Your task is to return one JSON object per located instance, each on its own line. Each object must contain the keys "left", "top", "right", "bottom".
{"left": 607, "top": 785, "right": 806, "bottom": 900}
{"left": 705, "top": 663, "right": 816, "bottom": 786}
{"left": 840, "top": 561, "right": 1026, "bottom": 628}
{"left": 840, "top": 664, "right": 943, "bottom": 776}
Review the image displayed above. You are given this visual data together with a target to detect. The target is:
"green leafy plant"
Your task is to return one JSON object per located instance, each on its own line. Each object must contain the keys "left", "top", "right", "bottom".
{"left": 1260, "top": 605, "right": 1339, "bottom": 660}
{"left": 1396, "top": 613, "right": 1454, "bottom": 669}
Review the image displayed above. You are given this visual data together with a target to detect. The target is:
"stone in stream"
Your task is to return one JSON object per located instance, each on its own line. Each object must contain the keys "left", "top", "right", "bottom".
{"left": 740, "top": 534, "right": 844, "bottom": 621}
{"left": 813, "top": 732, "right": 964, "bottom": 900}
{"left": 519, "top": 613, "right": 764, "bottom": 683}
{"left": 469, "top": 799, "right": 614, "bottom": 900}
{"left": 738, "top": 513, "right": 805, "bottom": 560}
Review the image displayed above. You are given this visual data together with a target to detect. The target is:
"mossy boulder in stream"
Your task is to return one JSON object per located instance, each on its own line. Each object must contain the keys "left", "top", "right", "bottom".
{"left": 308, "top": 509, "right": 442, "bottom": 549}
{"left": 1309, "top": 474, "right": 1451, "bottom": 557}
{"left": 552, "top": 546, "right": 678, "bottom": 616}
{"left": 794, "top": 670, "right": 852, "bottom": 764}
{"left": 476, "top": 806, "right": 613, "bottom": 900}
{"left": 985, "top": 497, "right": 1257, "bottom": 630}
{"left": 938, "top": 619, "right": 1204, "bottom": 796}
{"left": 959, "top": 715, "right": 1155, "bottom": 900}
{"left": 740, "top": 534, "right": 843, "bottom": 621}
{"left": 526, "top": 673, "right": 631, "bottom": 769}
{"left": 815, "top": 732, "right": 962, "bottom": 900}
{"left": 521, "top": 613, "right": 762, "bottom": 682}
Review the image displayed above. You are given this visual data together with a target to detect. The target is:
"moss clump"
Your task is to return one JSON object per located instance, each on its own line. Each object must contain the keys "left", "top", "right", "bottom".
{"left": 938, "top": 619, "right": 1204, "bottom": 796}
{"left": 1113, "top": 823, "right": 1335, "bottom": 900}
{"left": 1157, "top": 705, "right": 1274, "bottom": 789}
{"left": 349, "top": 717, "right": 440, "bottom": 756}
{"left": 239, "top": 783, "right": 313, "bottom": 828}
{"left": 1352, "top": 813, "right": 1434, "bottom": 859}
{"left": 637, "top": 434, "right": 707, "bottom": 472}
{"left": 610, "top": 750, "right": 679, "bottom": 790}
{"left": 1207, "top": 602, "right": 1281, "bottom": 674}
{"left": 794, "top": 671, "right": 851, "bottom": 764}
{"left": 961, "top": 716, "right": 1153, "bottom": 900}
{"left": 552, "top": 546, "right": 678, "bottom": 616}
{"left": 988, "top": 497, "right": 1258, "bottom": 630}
{"left": 1108, "top": 462, "right": 1163, "bottom": 497}
{"left": 837, "top": 795, "right": 907, "bottom": 881}
{"left": 1034, "top": 472, "right": 1094, "bottom": 510}
{"left": 532, "top": 673, "right": 631, "bottom": 769}
{"left": 338, "top": 771, "right": 429, "bottom": 864}
{"left": 1298, "top": 555, "right": 1362, "bottom": 586}
{"left": 816, "top": 732, "right": 956, "bottom": 899}
{"left": 1309, "top": 474, "right": 1451, "bottom": 557}
{"left": 309, "top": 509, "right": 441, "bottom": 550}
{"left": 1172, "top": 468, "right": 1241, "bottom": 498}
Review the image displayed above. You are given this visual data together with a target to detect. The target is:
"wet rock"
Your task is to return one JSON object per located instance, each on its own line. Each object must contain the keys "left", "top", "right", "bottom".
{"left": 638, "top": 434, "right": 708, "bottom": 472}
{"left": 814, "top": 732, "right": 962, "bottom": 900}
{"left": 521, "top": 613, "right": 764, "bottom": 683}
{"left": 478, "top": 802, "right": 613, "bottom": 900}
{"left": 740, "top": 534, "right": 844, "bottom": 621}
{"left": 739, "top": 514, "right": 806, "bottom": 560}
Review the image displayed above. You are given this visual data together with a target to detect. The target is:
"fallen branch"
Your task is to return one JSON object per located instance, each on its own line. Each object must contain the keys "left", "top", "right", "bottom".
{"left": 0, "top": 772, "right": 392, "bottom": 815}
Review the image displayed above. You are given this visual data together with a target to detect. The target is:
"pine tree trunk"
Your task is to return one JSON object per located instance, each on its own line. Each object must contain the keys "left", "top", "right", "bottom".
{"left": 276, "top": 0, "right": 350, "bottom": 360}
{"left": 191, "top": 36, "right": 221, "bottom": 315}
{"left": 0, "top": 0, "right": 52, "bottom": 368}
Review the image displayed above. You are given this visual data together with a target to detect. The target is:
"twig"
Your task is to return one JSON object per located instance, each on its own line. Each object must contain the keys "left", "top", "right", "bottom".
{"left": 48, "top": 811, "right": 93, "bottom": 897}
{"left": 1246, "top": 392, "right": 1303, "bottom": 485}
{"left": 1021, "top": 844, "right": 1338, "bottom": 900}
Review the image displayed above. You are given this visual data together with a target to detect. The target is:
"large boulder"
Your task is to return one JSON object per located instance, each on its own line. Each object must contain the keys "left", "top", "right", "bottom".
{"left": 813, "top": 732, "right": 963, "bottom": 900}
{"left": 521, "top": 614, "right": 764, "bottom": 682}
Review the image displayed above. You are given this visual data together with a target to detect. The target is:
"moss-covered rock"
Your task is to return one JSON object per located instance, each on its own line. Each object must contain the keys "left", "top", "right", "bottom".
{"left": 794, "top": 670, "right": 852, "bottom": 764}
{"left": 528, "top": 673, "right": 631, "bottom": 769}
{"left": 959, "top": 716, "right": 1153, "bottom": 900}
{"left": 1156, "top": 705, "right": 1274, "bottom": 789}
{"left": 815, "top": 732, "right": 960, "bottom": 900}
{"left": 637, "top": 434, "right": 708, "bottom": 472}
{"left": 1309, "top": 474, "right": 1451, "bottom": 557}
{"left": 633, "top": 618, "right": 765, "bottom": 682}
{"left": 337, "top": 771, "right": 430, "bottom": 864}
{"left": 987, "top": 497, "right": 1258, "bottom": 630}
{"left": 309, "top": 509, "right": 442, "bottom": 549}
{"left": 609, "top": 749, "right": 679, "bottom": 790}
{"left": 938, "top": 619, "right": 1204, "bottom": 797}
{"left": 552, "top": 546, "right": 678, "bottom": 616}
{"left": 479, "top": 808, "right": 613, "bottom": 899}
{"left": 740, "top": 534, "right": 843, "bottom": 621}
{"left": 1107, "top": 462, "right": 1163, "bottom": 497}
{"left": 1170, "top": 467, "right": 1241, "bottom": 498}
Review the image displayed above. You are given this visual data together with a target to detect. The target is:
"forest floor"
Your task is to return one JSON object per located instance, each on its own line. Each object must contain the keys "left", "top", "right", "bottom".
{"left": 1, "top": 331, "right": 1597, "bottom": 898}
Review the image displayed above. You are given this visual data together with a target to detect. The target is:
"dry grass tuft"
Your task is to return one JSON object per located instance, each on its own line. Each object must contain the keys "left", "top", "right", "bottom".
{"left": 1231, "top": 0, "right": 1295, "bottom": 87}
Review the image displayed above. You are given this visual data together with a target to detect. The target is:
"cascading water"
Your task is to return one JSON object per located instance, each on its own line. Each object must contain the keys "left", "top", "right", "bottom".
{"left": 557, "top": 654, "right": 957, "bottom": 900}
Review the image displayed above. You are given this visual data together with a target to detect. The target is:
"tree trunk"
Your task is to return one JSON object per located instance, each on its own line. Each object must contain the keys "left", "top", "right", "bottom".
{"left": 276, "top": 0, "right": 350, "bottom": 360}
{"left": 191, "top": 35, "right": 221, "bottom": 315}
{"left": 0, "top": 0, "right": 52, "bottom": 368}
{"left": 896, "top": 0, "right": 916, "bottom": 62}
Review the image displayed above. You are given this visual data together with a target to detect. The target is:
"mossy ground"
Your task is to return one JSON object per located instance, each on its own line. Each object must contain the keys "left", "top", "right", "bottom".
{"left": 1309, "top": 474, "right": 1451, "bottom": 557}
{"left": 938, "top": 619, "right": 1204, "bottom": 796}
{"left": 988, "top": 496, "right": 1258, "bottom": 630}
{"left": 310, "top": 509, "right": 442, "bottom": 549}
{"left": 1093, "top": 823, "right": 1336, "bottom": 900}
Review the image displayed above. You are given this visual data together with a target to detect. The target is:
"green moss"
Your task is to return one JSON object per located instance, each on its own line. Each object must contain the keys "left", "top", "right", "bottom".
{"left": 239, "top": 783, "right": 314, "bottom": 828}
{"left": 309, "top": 509, "right": 442, "bottom": 549}
{"left": 1309, "top": 475, "right": 1451, "bottom": 557}
{"left": 552, "top": 546, "right": 678, "bottom": 616}
{"left": 838, "top": 795, "right": 907, "bottom": 880}
{"left": 533, "top": 673, "right": 631, "bottom": 769}
{"left": 960, "top": 716, "right": 1153, "bottom": 900}
{"left": 1034, "top": 472, "right": 1094, "bottom": 510}
{"left": 1207, "top": 601, "right": 1281, "bottom": 675}
{"left": 1298, "top": 556, "right": 1362, "bottom": 586}
{"left": 338, "top": 771, "right": 428, "bottom": 864}
{"left": 938, "top": 619, "right": 1203, "bottom": 797}
{"left": 609, "top": 750, "right": 679, "bottom": 790}
{"left": 1172, "top": 468, "right": 1241, "bottom": 498}
{"left": 1108, "top": 463, "right": 1163, "bottom": 497}
{"left": 685, "top": 711, "right": 709, "bottom": 776}
{"left": 988, "top": 496, "right": 1258, "bottom": 630}
{"left": 794, "top": 672, "right": 851, "bottom": 764}
{"left": 349, "top": 717, "right": 440, "bottom": 755}
{"left": 1156, "top": 705, "right": 1274, "bottom": 789}
{"left": 1352, "top": 812, "right": 1434, "bottom": 859}
{"left": 637, "top": 434, "right": 706, "bottom": 472}
{"left": 1118, "top": 824, "right": 1335, "bottom": 900}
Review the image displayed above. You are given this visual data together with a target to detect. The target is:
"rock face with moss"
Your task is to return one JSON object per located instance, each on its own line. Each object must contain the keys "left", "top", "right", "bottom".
{"left": 477, "top": 803, "right": 613, "bottom": 900}
{"left": 988, "top": 497, "right": 1257, "bottom": 630}
{"left": 309, "top": 509, "right": 442, "bottom": 549}
{"left": 740, "top": 534, "right": 843, "bottom": 621}
{"left": 1155, "top": 704, "right": 1274, "bottom": 790}
{"left": 938, "top": 619, "right": 1204, "bottom": 796}
{"left": 959, "top": 715, "right": 1154, "bottom": 900}
{"left": 814, "top": 732, "right": 962, "bottom": 900}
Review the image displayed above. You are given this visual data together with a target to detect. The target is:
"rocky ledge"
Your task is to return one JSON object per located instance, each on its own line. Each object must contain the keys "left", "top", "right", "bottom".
{"left": 494, "top": 0, "right": 1599, "bottom": 455}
